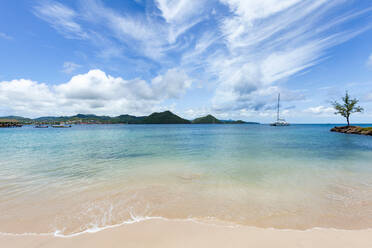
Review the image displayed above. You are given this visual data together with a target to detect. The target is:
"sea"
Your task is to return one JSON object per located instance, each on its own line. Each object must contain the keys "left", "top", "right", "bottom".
{"left": 1, "top": 124, "right": 372, "bottom": 236}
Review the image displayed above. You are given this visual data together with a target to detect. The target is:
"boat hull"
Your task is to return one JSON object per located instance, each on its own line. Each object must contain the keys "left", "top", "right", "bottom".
{"left": 270, "top": 123, "right": 290, "bottom": 126}
{"left": 52, "top": 125, "right": 71, "bottom": 128}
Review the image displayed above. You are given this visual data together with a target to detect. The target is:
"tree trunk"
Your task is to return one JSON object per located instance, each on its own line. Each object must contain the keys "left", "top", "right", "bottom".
{"left": 347, "top": 116, "right": 350, "bottom": 126}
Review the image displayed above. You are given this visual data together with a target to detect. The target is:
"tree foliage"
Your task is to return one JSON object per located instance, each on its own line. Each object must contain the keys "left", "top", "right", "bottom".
{"left": 332, "top": 91, "right": 363, "bottom": 126}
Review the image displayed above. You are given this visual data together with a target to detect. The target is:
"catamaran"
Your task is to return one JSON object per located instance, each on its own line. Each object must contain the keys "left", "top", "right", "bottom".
{"left": 52, "top": 123, "right": 72, "bottom": 128}
{"left": 270, "top": 93, "right": 290, "bottom": 126}
{"left": 35, "top": 124, "right": 49, "bottom": 128}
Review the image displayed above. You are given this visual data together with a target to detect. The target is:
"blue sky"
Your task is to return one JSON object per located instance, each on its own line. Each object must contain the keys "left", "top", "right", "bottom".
{"left": 0, "top": 0, "right": 372, "bottom": 123}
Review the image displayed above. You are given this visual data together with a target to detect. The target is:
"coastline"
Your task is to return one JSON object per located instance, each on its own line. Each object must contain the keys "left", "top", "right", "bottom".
{"left": 2, "top": 124, "right": 372, "bottom": 247}
{"left": 330, "top": 126, "right": 372, "bottom": 136}
{"left": 1, "top": 219, "right": 372, "bottom": 248}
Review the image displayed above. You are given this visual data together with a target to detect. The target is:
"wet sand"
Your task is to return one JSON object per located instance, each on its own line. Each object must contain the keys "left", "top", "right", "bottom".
{"left": 1, "top": 219, "right": 372, "bottom": 248}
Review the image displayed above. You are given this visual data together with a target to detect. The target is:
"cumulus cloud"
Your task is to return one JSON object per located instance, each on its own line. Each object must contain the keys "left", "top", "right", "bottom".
{"left": 151, "top": 69, "right": 192, "bottom": 98}
{"left": 304, "top": 106, "right": 334, "bottom": 115}
{"left": 0, "top": 69, "right": 192, "bottom": 117}
{"left": 183, "top": 107, "right": 212, "bottom": 119}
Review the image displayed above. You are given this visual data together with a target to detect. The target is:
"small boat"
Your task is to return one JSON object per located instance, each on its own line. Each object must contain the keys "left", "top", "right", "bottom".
{"left": 35, "top": 124, "right": 48, "bottom": 128}
{"left": 271, "top": 93, "right": 290, "bottom": 126}
{"left": 52, "top": 125, "right": 71, "bottom": 128}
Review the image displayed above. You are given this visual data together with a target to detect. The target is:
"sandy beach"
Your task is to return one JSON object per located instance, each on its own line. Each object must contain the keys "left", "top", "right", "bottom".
{"left": 3, "top": 0, "right": 372, "bottom": 246}
{"left": 1, "top": 219, "right": 372, "bottom": 248}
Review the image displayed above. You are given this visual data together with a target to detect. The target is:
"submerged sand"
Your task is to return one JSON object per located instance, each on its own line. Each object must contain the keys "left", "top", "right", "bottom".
{"left": 1, "top": 219, "right": 372, "bottom": 248}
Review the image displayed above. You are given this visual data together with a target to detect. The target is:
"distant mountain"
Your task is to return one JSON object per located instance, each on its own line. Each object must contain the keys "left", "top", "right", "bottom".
{"left": 28, "top": 111, "right": 190, "bottom": 124}
{"left": 220, "top": 120, "right": 259, "bottom": 124}
{"left": 192, "top": 115, "right": 222, "bottom": 124}
{"left": 0, "top": 116, "right": 32, "bottom": 122}
{"left": 192, "top": 115, "right": 259, "bottom": 124}
{"left": 143, "top": 111, "right": 191, "bottom": 124}
{"left": 34, "top": 116, "right": 70, "bottom": 122}
{"left": 0, "top": 111, "right": 259, "bottom": 125}
{"left": 112, "top": 114, "right": 144, "bottom": 124}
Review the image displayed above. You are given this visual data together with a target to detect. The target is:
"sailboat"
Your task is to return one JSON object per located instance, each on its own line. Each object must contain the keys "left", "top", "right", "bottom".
{"left": 270, "top": 93, "right": 290, "bottom": 126}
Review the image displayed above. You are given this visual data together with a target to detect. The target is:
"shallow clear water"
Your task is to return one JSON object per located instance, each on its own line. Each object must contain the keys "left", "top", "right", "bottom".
{"left": 1, "top": 124, "right": 372, "bottom": 234}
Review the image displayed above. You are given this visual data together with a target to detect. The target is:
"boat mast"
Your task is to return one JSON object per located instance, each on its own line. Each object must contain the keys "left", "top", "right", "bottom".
{"left": 277, "top": 93, "right": 280, "bottom": 121}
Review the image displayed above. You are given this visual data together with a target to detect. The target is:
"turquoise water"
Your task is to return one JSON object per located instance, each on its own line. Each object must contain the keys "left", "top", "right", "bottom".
{"left": 1, "top": 124, "right": 372, "bottom": 234}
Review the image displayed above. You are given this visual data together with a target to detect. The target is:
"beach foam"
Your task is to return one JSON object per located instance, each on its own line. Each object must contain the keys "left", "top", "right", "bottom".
{"left": 2, "top": 218, "right": 372, "bottom": 248}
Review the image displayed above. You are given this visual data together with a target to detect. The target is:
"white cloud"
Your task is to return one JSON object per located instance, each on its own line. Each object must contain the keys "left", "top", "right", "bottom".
{"left": 209, "top": 0, "right": 372, "bottom": 112}
{"left": 183, "top": 108, "right": 210, "bottom": 119}
{"left": 62, "top": 62, "right": 81, "bottom": 74}
{"left": 364, "top": 92, "right": 372, "bottom": 102}
{"left": 155, "top": 0, "right": 210, "bottom": 43}
{"left": 367, "top": 54, "right": 372, "bottom": 68}
{"left": 304, "top": 106, "right": 334, "bottom": 115}
{"left": 0, "top": 32, "right": 13, "bottom": 40}
{"left": 29, "top": 0, "right": 372, "bottom": 118}
{"left": 151, "top": 69, "right": 192, "bottom": 98}
{"left": 33, "top": 1, "right": 88, "bottom": 39}
{"left": 75, "top": 0, "right": 185, "bottom": 59}
{"left": 0, "top": 79, "right": 56, "bottom": 116}
{"left": 33, "top": 0, "right": 213, "bottom": 60}
{"left": 82, "top": 0, "right": 165, "bottom": 59}
{"left": 156, "top": 0, "right": 196, "bottom": 23}
{"left": 0, "top": 69, "right": 192, "bottom": 117}
{"left": 220, "top": 0, "right": 301, "bottom": 26}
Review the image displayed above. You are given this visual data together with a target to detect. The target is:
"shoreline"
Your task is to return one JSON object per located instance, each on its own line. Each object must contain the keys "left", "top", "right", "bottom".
{"left": 2, "top": 215, "right": 372, "bottom": 238}
{"left": 1, "top": 219, "right": 372, "bottom": 248}
{"left": 330, "top": 125, "right": 372, "bottom": 136}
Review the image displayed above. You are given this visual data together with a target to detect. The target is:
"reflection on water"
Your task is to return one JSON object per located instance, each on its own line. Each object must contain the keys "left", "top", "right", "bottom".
{"left": 1, "top": 124, "right": 372, "bottom": 235}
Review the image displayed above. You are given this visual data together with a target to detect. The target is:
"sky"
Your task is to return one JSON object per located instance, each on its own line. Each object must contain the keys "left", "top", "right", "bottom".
{"left": 0, "top": 0, "right": 372, "bottom": 123}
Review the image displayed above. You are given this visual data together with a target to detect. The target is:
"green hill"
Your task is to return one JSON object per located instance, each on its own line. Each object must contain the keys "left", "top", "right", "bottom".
{"left": 192, "top": 115, "right": 222, "bottom": 124}
{"left": 30, "top": 111, "right": 189, "bottom": 124}
{"left": 1, "top": 111, "right": 259, "bottom": 125}
{"left": 111, "top": 114, "right": 144, "bottom": 124}
{"left": 143, "top": 111, "right": 191, "bottom": 124}
{"left": 0, "top": 116, "right": 33, "bottom": 122}
{"left": 35, "top": 114, "right": 112, "bottom": 123}
{"left": 220, "top": 120, "right": 259, "bottom": 124}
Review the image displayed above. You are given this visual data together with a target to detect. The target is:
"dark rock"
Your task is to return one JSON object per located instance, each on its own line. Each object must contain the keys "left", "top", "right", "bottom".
{"left": 330, "top": 126, "right": 372, "bottom": 136}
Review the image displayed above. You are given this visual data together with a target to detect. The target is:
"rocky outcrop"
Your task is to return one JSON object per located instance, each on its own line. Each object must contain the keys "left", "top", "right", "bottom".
{"left": 330, "top": 126, "right": 372, "bottom": 136}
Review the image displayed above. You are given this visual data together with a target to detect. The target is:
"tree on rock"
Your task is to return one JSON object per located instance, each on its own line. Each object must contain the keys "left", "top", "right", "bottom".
{"left": 332, "top": 91, "right": 363, "bottom": 126}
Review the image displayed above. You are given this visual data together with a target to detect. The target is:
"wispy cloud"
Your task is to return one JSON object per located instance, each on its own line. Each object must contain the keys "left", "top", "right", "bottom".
{"left": 33, "top": 1, "right": 88, "bottom": 39}
{"left": 62, "top": 62, "right": 81, "bottom": 74}
{"left": 33, "top": 0, "right": 213, "bottom": 61}
{"left": 367, "top": 54, "right": 372, "bottom": 68}
{"left": 80, "top": 0, "right": 166, "bottom": 59}
{"left": 210, "top": 0, "right": 372, "bottom": 113}
{"left": 29, "top": 0, "right": 372, "bottom": 118}
{"left": 0, "top": 32, "right": 13, "bottom": 40}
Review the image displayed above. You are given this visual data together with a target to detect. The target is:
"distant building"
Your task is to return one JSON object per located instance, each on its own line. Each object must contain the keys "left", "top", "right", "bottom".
{"left": 0, "top": 119, "right": 22, "bottom": 127}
